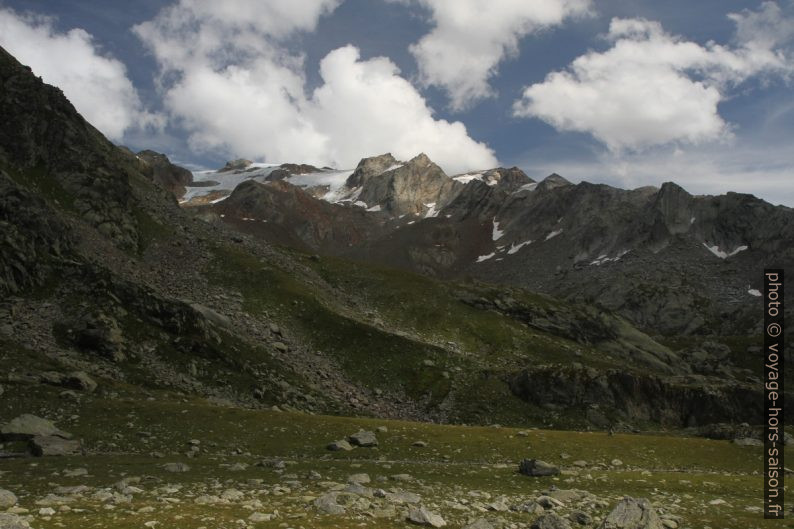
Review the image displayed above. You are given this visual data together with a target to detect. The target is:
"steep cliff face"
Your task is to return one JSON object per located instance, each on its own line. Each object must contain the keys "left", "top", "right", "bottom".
{"left": 0, "top": 47, "right": 146, "bottom": 250}
{"left": 355, "top": 153, "right": 464, "bottom": 216}
{"left": 137, "top": 150, "right": 193, "bottom": 199}
{"left": 510, "top": 364, "right": 766, "bottom": 428}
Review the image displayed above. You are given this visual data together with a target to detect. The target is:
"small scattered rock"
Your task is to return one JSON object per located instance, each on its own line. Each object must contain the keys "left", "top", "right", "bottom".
{"left": 532, "top": 513, "right": 573, "bottom": 529}
{"left": 733, "top": 438, "right": 762, "bottom": 447}
{"left": 462, "top": 519, "right": 494, "bottom": 529}
{"left": 327, "top": 439, "right": 353, "bottom": 451}
{"left": 569, "top": 510, "right": 592, "bottom": 525}
{"left": 62, "top": 371, "right": 97, "bottom": 392}
{"left": 162, "top": 462, "right": 190, "bottom": 473}
{"left": 248, "top": 512, "right": 274, "bottom": 522}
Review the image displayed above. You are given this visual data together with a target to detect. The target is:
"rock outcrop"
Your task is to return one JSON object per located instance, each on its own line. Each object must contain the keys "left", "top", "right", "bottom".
{"left": 355, "top": 153, "right": 463, "bottom": 216}
{"left": 137, "top": 150, "right": 193, "bottom": 199}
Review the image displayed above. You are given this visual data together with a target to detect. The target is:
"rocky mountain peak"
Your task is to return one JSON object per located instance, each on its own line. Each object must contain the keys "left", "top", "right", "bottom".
{"left": 537, "top": 173, "right": 571, "bottom": 191}
{"left": 407, "top": 152, "right": 433, "bottom": 167}
{"left": 345, "top": 153, "right": 399, "bottom": 188}
{"left": 355, "top": 152, "right": 460, "bottom": 216}
{"left": 482, "top": 167, "right": 534, "bottom": 191}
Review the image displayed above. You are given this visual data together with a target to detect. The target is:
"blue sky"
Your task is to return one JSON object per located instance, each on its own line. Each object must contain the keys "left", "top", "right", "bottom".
{"left": 1, "top": 0, "right": 793, "bottom": 205}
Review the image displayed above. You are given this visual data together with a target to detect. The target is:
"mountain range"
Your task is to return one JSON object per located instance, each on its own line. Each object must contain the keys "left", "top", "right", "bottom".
{"left": 0, "top": 43, "right": 790, "bottom": 529}
{"left": 184, "top": 150, "right": 793, "bottom": 340}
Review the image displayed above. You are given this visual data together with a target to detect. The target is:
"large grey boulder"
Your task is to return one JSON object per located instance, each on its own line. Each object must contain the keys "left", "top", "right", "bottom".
{"left": 0, "top": 488, "right": 17, "bottom": 509}
{"left": 519, "top": 459, "right": 560, "bottom": 477}
{"left": 0, "top": 414, "right": 71, "bottom": 441}
{"left": 599, "top": 497, "right": 664, "bottom": 529}
{"left": 407, "top": 506, "right": 446, "bottom": 527}
{"left": 0, "top": 513, "right": 31, "bottom": 529}
{"left": 314, "top": 492, "right": 345, "bottom": 515}
{"left": 348, "top": 430, "right": 378, "bottom": 447}
{"left": 29, "top": 435, "right": 82, "bottom": 456}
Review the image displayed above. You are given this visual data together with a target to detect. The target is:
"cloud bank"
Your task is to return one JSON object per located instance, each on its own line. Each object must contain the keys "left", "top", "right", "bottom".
{"left": 0, "top": 8, "right": 159, "bottom": 141}
{"left": 407, "top": 0, "right": 591, "bottom": 111}
{"left": 513, "top": 2, "right": 794, "bottom": 151}
{"left": 134, "top": 0, "right": 497, "bottom": 174}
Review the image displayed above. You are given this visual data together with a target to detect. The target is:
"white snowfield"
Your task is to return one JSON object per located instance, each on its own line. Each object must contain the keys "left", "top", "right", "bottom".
{"left": 181, "top": 162, "right": 355, "bottom": 205}
{"left": 181, "top": 163, "right": 279, "bottom": 203}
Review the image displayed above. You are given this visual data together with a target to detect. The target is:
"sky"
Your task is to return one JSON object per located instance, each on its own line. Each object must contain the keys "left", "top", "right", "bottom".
{"left": 1, "top": 1, "right": 793, "bottom": 205}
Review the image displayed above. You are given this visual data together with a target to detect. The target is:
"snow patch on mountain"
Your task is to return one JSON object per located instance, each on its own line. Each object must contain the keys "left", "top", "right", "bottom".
{"left": 517, "top": 182, "right": 538, "bottom": 192}
{"left": 703, "top": 243, "right": 748, "bottom": 259}
{"left": 492, "top": 219, "right": 504, "bottom": 241}
{"left": 748, "top": 288, "right": 762, "bottom": 297}
{"left": 182, "top": 163, "right": 358, "bottom": 205}
{"left": 288, "top": 169, "right": 354, "bottom": 198}
{"left": 453, "top": 170, "right": 499, "bottom": 186}
{"left": 453, "top": 171, "right": 485, "bottom": 184}
{"left": 590, "top": 250, "right": 629, "bottom": 266}
{"left": 507, "top": 240, "right": 532, "bottom": 255}
{"left": 476, "top": 252, "right": 495, "bottom": 263}
{"left": 425, "top": 203, "right": 439, "bottom": 218}
{"left": 545, "top": 229, "right": 563, "bottom": 240}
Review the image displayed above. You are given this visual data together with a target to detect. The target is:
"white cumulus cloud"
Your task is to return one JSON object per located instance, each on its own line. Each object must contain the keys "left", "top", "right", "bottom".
{"left": 0, "top": 8, "right": 160, "bottom": 141}
{"left": 134, "top": 0, "right": 497, "bottom": 173}
{"left": 407, "top": 0, "right": 592, "bottom": 111}
{"left": 513, "top": 2, "right": 794, "bottom": 151}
